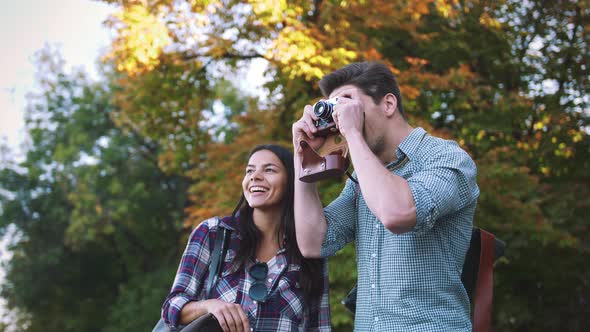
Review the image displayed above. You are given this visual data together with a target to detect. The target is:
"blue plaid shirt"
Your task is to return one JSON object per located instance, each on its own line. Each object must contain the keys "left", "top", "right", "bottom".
{"left": 162, "top": 216, "right": 331, "bottom": 331}
{"left": 321, "top": 127, "right": 479, "bottom": 331}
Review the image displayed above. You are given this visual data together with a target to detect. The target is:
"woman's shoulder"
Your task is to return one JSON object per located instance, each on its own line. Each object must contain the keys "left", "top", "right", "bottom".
{"left": 188, "top": 216, "right": 215, "bottom": 235}
{"left": 188, "top": 215, "right": 237, "bottom": 243}
{"left": 192, "top": 215, "right": 235, "bottom": 231}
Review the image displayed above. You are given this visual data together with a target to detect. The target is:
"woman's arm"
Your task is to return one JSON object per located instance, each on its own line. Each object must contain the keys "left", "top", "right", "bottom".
{"left": 161, "top": 220, "right": 212, "bottom": 327}
{"left": 180, "top": 299, "right": 250, "bottom": 332}
{"left": 162, "top": 219, "right": 250, "bottom": 332}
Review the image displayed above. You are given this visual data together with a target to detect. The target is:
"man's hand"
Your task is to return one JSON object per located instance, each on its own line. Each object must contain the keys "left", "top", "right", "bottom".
{"left": 204, "top": 299, "right": 250, "bottom": 332}
{"left": 292, "top": 105, "right": 326, "bottom": 156}
{"left": 331, "top": 98, "right": 365, "bottom": 138}
{"left": 292, "top": 104, "right": 330, "bottom": 258}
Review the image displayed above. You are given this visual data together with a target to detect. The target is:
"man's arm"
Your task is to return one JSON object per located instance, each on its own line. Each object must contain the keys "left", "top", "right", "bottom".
{"left": 407, "top": 145, "right": 479, "bottom": 234}
{"left": 346, "top": 129, "right": 479, "bottom": 236}
{"left": 294, "top": 150, "right": 358, "bottom": 258}
{"left": 292, "top": 106, "right": 328, "bottom": 257}
{"left": 333, "top": 95, "right": 417, "bottom": 234}
{"left": 293, "top": 158, "right": 327, "bottom": 257}
{"left": 346, "top": 131, "right": 417, "bottom": 234}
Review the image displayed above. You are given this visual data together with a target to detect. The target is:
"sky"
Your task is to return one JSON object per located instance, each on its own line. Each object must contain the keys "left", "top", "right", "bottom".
{"left": 0, "top": 0, "right": 115, "bottom": 325}
{"left": 0, "top": 0, "right": 115, "bottom": 159}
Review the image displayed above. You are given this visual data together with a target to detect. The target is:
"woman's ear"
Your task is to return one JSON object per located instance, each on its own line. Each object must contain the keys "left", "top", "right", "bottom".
{"left": 382, "top": 93, "right": 398, "bottom": 118}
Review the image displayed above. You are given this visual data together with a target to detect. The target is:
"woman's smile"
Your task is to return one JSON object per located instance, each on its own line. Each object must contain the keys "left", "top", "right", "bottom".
{"left": 242, "top": 150, "right": 287, "bottom": 210}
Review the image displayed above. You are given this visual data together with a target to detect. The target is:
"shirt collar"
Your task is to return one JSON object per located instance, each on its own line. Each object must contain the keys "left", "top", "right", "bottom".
{"left": 391, "top": 127, "right": 427, "bottom": 164}
{"left": 218, "top": 215, "right": 238, "bottom": 231}
{"left": 219, "top": 215, "right": 287, "bottom": 249}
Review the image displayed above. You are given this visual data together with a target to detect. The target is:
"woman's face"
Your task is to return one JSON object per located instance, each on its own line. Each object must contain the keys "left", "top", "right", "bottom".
{"left": 242, "top": 149, "right": 288, "bottom": 211}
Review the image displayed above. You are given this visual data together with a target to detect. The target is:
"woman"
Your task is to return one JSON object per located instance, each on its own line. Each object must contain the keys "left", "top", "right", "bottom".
{"left": 162, "top": 144, "right": 331, "bottom": 332}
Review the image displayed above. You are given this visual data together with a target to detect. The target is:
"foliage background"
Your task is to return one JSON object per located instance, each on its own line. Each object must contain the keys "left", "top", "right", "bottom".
{"left": 0, "top": 0, "right": 588, "bottom": 331}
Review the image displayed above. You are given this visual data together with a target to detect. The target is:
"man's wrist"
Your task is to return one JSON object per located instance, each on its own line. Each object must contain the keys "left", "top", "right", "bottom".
{"left": 342, "top": 129, "right": 364, "bottom": 145}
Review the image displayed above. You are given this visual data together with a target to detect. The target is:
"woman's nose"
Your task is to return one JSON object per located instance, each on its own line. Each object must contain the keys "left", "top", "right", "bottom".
{"left": 250, "top": 169, "right": 262, "bottom": 181}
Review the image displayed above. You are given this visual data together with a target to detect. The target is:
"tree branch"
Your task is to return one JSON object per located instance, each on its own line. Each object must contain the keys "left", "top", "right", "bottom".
{"left": 180, "top": 52, "right": 264, "bottom": 62}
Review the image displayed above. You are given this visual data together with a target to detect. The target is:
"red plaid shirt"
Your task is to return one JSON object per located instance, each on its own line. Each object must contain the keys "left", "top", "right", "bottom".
{"left": 162, "top": 216, "right": 332, "bottom": 331}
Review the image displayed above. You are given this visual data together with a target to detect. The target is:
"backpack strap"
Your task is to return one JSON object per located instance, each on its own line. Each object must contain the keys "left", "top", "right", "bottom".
{"left": 473, "top": 229, "right": 495, "bottom": 332}
{"left": 205, "top": 218, "right": 232, "bottom": 299}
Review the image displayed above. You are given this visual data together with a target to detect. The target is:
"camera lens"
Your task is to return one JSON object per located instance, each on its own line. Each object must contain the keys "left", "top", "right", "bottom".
{"left": 313, "top": 101, "right": 333, "bottom": 120}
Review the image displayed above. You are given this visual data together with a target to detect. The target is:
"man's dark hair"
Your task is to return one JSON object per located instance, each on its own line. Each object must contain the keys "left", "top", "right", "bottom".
{"left": 319, "top": 61, "right": 406, "bottom": 120}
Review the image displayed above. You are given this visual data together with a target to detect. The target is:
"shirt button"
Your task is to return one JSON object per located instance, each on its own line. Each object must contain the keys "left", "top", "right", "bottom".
{"left": 374, "top": 316, "right": 379, "bottom": 322}
{"left": 253, "top": 300, "right": 257, "bottom": 304}
{"left": 371, "top": 253, "right": 376, "bottom": 258}
{"left": 375, "top": 223, "right": 379, "bottom": 228}
{"left": 267, "top": 278, "right": 272, "bottom": 283}
{"left": 371, "top": 284, "right": 376, "bottom": 289}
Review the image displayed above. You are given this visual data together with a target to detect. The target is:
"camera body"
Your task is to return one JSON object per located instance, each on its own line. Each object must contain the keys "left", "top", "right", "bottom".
{"left": 313, "top": 97, "right": 339, "bottom": 136}
{"left": 299, "top": 96, "right": 349, "bottom": 183}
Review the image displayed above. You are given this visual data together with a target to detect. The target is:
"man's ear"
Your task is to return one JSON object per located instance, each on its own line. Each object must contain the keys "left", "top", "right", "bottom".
{"left": 382, "top": 93, "right": 398, "bottom": 118}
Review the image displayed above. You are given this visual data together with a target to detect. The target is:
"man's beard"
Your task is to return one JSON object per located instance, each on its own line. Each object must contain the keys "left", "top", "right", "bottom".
{"left": 367, "top": 131, "right": 386, "bottom": 158}
{"left": 362, "top": 123, "right": 386, "bottom": 159}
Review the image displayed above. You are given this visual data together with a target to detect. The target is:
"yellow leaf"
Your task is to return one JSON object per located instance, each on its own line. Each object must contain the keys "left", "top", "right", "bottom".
{"left": 477, "top": 130, "right": 485, "bottom": 140}
{"left": 103, "top": 5, "right": 171, "bottom": 76}
{"left": 479, "top": 12, "right": 502, "bottom": 29}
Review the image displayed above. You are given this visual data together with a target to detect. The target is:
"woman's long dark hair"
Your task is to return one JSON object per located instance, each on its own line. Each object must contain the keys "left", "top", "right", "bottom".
{"left": 232, "top": 144, "right": 324, "bottom": 305}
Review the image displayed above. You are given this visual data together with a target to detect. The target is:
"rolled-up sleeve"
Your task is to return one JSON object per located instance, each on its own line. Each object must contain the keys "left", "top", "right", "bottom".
{"left": 162, "top": 221, "right": 212, "bottom": 328}
{"left": 320, "top": 178, "right": 357, "bottom": 257}
{"left": 408, "top": 145, "right": 479, "bottom": 235}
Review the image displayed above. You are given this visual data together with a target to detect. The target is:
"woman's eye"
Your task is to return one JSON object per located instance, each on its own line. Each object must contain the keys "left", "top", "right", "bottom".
{"left": 245, "top": 169, "right": 254, "bottom": 174}
{"left": 265, "top": 168, "right": 276, "bottom": 173}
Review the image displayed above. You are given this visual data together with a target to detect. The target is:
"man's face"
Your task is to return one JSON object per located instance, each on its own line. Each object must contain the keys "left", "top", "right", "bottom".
{"left": 328, "top": 84, "right": 387, "bottom": 156}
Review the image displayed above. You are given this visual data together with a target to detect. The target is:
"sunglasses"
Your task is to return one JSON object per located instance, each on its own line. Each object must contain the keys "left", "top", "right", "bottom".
{"left": 248, "top": 262, "right": 269, "bottom": 302}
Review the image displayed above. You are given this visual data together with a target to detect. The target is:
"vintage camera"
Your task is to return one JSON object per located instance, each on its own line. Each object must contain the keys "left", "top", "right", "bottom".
{"left": 299, "top": 97, "right": 349, "bottom": 183}
{"left": 312, "top": 97, "right": 339, "bottom": 136}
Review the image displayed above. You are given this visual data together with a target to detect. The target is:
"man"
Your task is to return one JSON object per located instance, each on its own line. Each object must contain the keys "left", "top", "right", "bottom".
{"left": 292, "top": 61, "right": 479, "bottom": 331}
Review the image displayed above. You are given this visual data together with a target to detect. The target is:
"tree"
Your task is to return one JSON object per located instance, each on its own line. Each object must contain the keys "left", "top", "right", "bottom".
{"left": 1, "top": 0, "right": 588, "bottom": 330}
{"left": 96, "top": 0, "right": 590, "bottom": 330}
{"left": 0, "top": 47, "right": 189, "bottom": 331}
